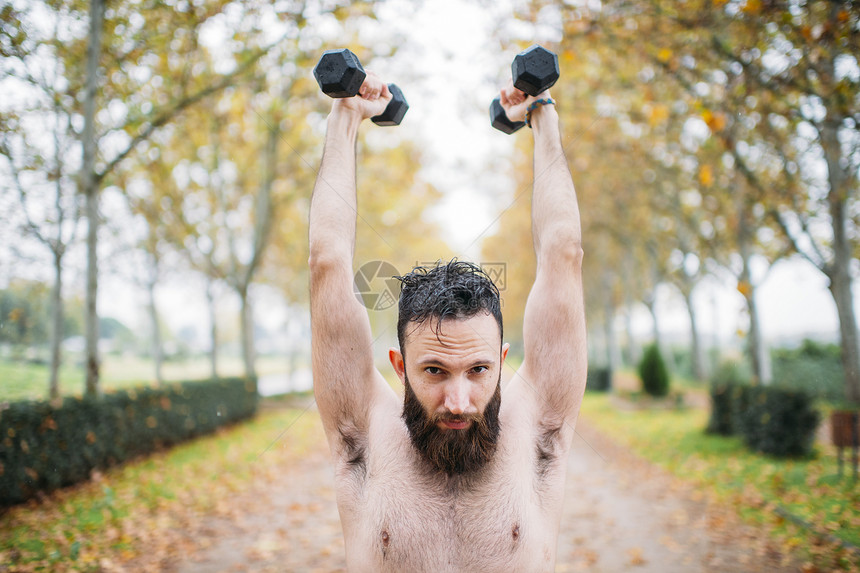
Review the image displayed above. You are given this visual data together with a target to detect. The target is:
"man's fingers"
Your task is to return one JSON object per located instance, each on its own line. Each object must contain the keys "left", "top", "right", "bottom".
{"left": 359, "top": 70, "right": 387, "bottom": 100}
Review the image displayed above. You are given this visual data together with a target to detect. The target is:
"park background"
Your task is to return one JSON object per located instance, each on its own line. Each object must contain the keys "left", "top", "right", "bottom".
{"left": 1, "top": 0, "right": 859, "bottom": 571}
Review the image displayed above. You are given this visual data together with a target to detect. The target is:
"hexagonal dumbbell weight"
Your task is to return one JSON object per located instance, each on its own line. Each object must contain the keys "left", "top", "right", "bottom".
{"left": 512, "top": 45, "right": 559, "bottom": 96}
{"left": 490, "top": 45, "right": 559, "bottom": 134}
{"left": 313, "top": 48, "right": 409, "bottom": 126}
{"left": 489, "top": 97, "right": 525, "bottom": 134}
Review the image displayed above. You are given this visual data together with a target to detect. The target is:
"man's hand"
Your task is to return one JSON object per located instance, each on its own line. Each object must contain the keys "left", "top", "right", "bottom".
{"left": 332, "top": 71, "right": 392, "bottom": 121}
{"left": 498, "top": 79, "right": 551, "bottom": 124}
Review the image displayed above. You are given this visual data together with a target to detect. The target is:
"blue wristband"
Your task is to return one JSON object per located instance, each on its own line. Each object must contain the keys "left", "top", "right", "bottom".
{"left": 525, "top": 98, "right": 556, "bottom": 128}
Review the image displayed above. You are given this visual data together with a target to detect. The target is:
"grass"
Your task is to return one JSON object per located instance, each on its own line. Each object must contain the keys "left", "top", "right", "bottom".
{"left": 580, "top": 393, "right": 860, "bottom": 569}
{"left": 0, "top": 402, "right": 321, "bottom": 572}
{"left": 0, "top": 355, "right": 292, "bottom": 403}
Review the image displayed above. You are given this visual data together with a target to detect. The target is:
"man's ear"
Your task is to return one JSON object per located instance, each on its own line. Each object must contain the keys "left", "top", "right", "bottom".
{"left": 389, "top": 348, "right": 406, "bottom": 385}
{"left": 502, "top": 342, "right": 510, "bottom": 363}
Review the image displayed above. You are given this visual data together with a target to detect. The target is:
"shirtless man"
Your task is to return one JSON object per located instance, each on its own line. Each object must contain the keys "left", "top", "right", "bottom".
{"left": 308, "top": 69, "right": 587, "bottom": 571}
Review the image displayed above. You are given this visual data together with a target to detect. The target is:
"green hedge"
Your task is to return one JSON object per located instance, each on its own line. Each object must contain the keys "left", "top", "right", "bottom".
{"left": 0, "top": 377, "right": 257, "bottom": 506}
{"left": 639, "top": 344, "right": 670, "bottom": 397}
{"left": 771, "top": 339, "right": 844, "bottom": 400}
{"left": 706, "top": 360, "right": 750, "bottom": 436}
{"left": 586, "top": 367, "right": 612, "bottom": 392}
{"left": 738, "top": 386, "right": 820, "bottom": 457}
{"left": 707, "top": 381, "right": 819, "bottom": 457}
{"left": 706, "top": 381, "right": 737, "bottom": 435}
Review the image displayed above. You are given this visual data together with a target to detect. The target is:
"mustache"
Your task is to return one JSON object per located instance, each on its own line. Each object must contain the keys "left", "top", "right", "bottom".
{"left": 432, "top": 411, "right": 482, "bottom": 425}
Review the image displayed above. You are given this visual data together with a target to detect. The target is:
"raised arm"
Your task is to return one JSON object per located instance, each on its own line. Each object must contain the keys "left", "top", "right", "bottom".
{"left": 309, "top": 72, "right": 398, "bottom": 449}
{"left": 500, "top": 82, "right": 587, "bottom": 438}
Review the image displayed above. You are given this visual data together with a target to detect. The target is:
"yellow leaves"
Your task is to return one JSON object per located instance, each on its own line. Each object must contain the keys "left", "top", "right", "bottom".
{"left": 742, "top": 0, "right": 762, "bottom": 14}
{"left": 146, "top": 416, "right": 157, "bottom": 429}
{"left": 160, "top": 396, "right": 171, "bottom": 411}
{"left": 86, "top": 431, "right": 96, "bottom": 444}
{"left": 698, "top": 165, "right": 714, "bottom": 187}
{"left": 41, "top": 416, "right": 57, "bottom": 432}
{"left": 657, "top": 48, "right": 672, "bottom": 63}
{"left": 702, "top": 109, "right": 726, "bottom": 132}
{"left": 647, "top": 104, "right": 670, "bottom": 126}
{"left": 737, "top": 280, "right": 752, "bottom": 298}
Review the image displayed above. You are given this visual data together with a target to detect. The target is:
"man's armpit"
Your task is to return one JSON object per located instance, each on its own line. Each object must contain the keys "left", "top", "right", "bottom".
{"left": 337, "top": 420, "right": 368, "bottom": 480}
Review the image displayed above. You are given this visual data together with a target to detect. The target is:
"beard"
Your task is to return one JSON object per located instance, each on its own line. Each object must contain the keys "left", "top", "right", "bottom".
{"left": 402, "top": 375, "right": 502, "bottom": 476}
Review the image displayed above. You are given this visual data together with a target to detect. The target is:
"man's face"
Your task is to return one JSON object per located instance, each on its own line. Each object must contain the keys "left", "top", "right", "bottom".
{"left": 389, "top": 312, "right": 509, "bottom": 475}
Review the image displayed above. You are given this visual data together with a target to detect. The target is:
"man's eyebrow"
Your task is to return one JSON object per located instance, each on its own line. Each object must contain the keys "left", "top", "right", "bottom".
{"left": 415, "top": 356, "right": 495, "bottom": 367}
{"left": 415, "top": 357, "right": 448, "bottom": 367}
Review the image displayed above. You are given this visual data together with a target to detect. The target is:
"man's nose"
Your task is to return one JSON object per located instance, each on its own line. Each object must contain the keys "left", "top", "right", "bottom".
{"left": 444, "top": 377, "right": 471, "bottom": 415}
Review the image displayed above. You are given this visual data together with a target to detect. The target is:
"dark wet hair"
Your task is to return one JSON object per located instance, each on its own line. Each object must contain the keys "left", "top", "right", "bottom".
{"left": 395, "top": 260, "right": 503, "bottom": 356}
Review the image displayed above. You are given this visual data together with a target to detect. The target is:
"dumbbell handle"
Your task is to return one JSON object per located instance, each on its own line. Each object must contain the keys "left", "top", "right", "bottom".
{"left": 314, "top": 49, "right": 408, "bottom": 126}
{"left": 491, "top": 45, "right": 559, "bottom": 134}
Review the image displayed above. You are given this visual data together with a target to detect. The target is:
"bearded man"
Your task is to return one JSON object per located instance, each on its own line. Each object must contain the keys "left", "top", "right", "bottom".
{"left": 308, "top": 69, "right": 587, "bottom": 571}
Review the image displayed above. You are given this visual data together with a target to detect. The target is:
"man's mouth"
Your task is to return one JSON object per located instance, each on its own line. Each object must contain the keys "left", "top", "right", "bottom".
{"left": 439, "top": 419, "right": 470, "bottom": 430}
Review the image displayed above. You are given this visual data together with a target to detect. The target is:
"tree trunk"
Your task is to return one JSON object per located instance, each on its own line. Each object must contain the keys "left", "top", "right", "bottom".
{"left": 239, "top": 289, "right": 256, "bottom": 380}
{"left": 643, "top": 293, "right": 664, "bottom": 362}
{"left": 624, "top": 297, "right": 638, "bottom": 367}
{"left": 604, "top": 306, "right": 620, "bottom": 372}
{"left": 82, "top": 0, "right": 105, "bottom": 397}
{"left": 602, "top": 272, "right": 620, "bottom": 371}
{"left": 820, "top": 109, "right": 860, "bottom": 404}
{"left": 709, "top": 291, "right": 721, "bottom": 365}
{"left": 682, "top": 286, "right": 707, "bottom": 381}
{"left": 829, "top": 270, "right": 860, "bottom": 404}
{"left": 738, "top": 215, "right": 771, "bottom": 384}
{"left": 206, "top": 279, "right": 218, "bottom": 380}
{"left": 146, "top": 267, "right": 163, "bottom": 386}
{"left": 49, "top": 250, "right": 63, "bottom": 400}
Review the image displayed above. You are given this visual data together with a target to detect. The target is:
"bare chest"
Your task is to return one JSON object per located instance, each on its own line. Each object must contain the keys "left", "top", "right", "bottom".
{"left": 334, "top": 424, "right": 565, "bottom": 572}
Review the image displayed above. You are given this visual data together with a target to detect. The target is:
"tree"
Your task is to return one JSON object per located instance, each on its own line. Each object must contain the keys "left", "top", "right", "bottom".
{"left": 4, "top": 0, "right": 289, "bottom": 394}
{"left": 648, "top": 0, "right": 860, "bottom": 401}
{"left": 491, "top": 1, "right": 860, "bottom": 394}
{"left": 0, "top": 5, "right": 84, "bottom": 399}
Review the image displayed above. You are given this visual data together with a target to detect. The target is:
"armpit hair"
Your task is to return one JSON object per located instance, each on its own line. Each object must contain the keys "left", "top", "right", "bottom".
{"left": 338, "top": 422, "right": 367, "bottom": 479}
{"left": 535, "top": 421, "right": 564, "bottom": 480}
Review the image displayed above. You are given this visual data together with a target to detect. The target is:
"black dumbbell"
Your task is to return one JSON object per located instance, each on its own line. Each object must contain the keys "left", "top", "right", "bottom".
{"left": 490, "top": 45, "right": 559, "bottom": 134}
{"left": 313, "top": 48, "right": 409, "bottom": 126}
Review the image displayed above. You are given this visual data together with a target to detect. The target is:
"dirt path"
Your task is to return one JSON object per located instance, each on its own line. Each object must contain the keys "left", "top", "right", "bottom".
{"left": 164, "top": 409, "right": 794, "bottom": 573}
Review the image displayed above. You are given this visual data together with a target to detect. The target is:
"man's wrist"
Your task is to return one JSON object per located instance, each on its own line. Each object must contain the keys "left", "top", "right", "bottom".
{"left": 327, "top": 106, "right": 363, "bottom": 141}
{"left": 529, "top": 103, "right": 559, "bottom": 134}
{"left": 525, "top": 98, "right": 555, "bottom": 128}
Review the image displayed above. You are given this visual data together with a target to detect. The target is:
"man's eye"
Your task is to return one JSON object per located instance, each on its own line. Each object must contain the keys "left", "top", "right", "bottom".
{"left": 425, "top": 367, "right": 442, "bottom": 375}
{"left": 472, "top": 366, "right": 489, "bottom": 374}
